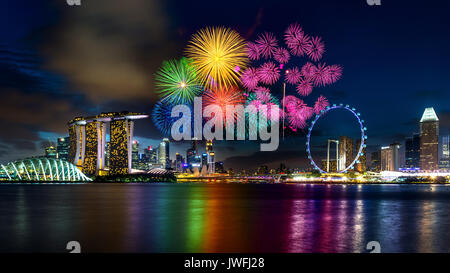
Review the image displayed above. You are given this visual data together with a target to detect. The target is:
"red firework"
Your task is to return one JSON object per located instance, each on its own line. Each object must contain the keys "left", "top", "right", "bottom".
{"left": 314, "top": 95, "right": 329, "bottom": 114}
{"left": 285, "top": 67, "right": 302, "bottom": 84}
{"left": 284, "top": 23, "right": 311, "bottom": 56}
{"left": 202, "top": 86, "right": 245, "bottom": 126}
{"left": 273, "top": 47, "right": 290, "bottom": 64}
{"left": 307, "top": 36, "right": 325, "bottom": 61}
{"left": 240, "top": 67, "right": 259, "bottom": 90}
{"left": 255, "top": 32, "right": 278, "bottom": 59}
{"left": 246, "top": 41, "right": 261, "bottom": 61}
{"left": 296, "top": 78, "right": 313, "bottom": 96}
{"left": 257, "top": 62, "right": 280, "bottom": 85}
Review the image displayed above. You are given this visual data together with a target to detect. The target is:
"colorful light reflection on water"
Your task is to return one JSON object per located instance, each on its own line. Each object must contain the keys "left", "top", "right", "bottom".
{"left": 0, "top": 183, "right": 450, "bottom": 253}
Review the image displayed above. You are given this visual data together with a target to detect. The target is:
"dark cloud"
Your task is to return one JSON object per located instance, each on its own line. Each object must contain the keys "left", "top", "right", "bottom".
{"left": 43, "top": 0, "right": 181, "bottom": 103}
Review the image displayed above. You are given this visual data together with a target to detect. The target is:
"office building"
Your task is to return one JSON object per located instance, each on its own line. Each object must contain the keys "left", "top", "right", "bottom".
{"left": 419, "top": 107, "right": 439, "bottom": 171}
{"left": 405, "top": 133, "right": 420, "bottom": 169}
{"left": 56, "top": 137, "right": 70, "bottom": 161}
{"left": 380, "top": 143, "right": 401, "bottom": 171}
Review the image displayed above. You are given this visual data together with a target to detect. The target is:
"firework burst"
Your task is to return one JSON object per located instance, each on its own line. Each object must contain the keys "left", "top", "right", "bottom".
{"left": 311, "top": 63, "right": 331, "bottom": 87}
{"left": 240, "top": 68, "right": 259, "bottom": 90}
{"left": 185, "top": 26, "right": 248, "bottom": 89}
{"left": 255, "top": 32, "right": 278, "bottom": 59}
{"left": 257, "top": 62, "right": 280, "bottom": 85}
{"left": 327, "top": 64, "right": 343, "bottom": 84}
{"left": 152, "top": 99, "right": 197, "bottom": 136}
{"left": 273, "top": 47, "right": 290, "bottom": 64}
{"left": 296, "top": 78, "right": 313, "bottom": 96}
{"left": 284, "top": 23, "right": 311, "bottom": 56}
{"left": 285, "top": 67, "right": 302, "bottom": 84}
{"left": 307, "top": 36, "right": 325, "bottom": 61}
{"left": 154, "top": 58, "right": 202, "bottom": 104}
{"left": 202, "top": 86, "right": 245, "bottom": 127}
{"left": 301, "top": 62, "right": 316, "bottom": 80}
{"left": 254, "top": 87, "right": 272, "bottom": 103}
{"left": 314, "top": 95, "right": 329, "bottom": 114}
{"left": 246, "top": 42, "right": 261, "bottom": 61}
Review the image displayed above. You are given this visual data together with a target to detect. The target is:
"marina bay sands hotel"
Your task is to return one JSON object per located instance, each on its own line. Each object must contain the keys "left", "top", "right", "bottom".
{"left": 68, "top": 112, "right": 148, "bottom": 176}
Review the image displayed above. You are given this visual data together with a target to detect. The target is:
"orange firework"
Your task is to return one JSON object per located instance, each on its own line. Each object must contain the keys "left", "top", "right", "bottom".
{"left": 202, "top": 86, "right": 245, "bottom": 127}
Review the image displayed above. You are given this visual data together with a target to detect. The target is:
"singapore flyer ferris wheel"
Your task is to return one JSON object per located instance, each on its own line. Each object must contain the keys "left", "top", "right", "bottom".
{"left": 306, "top": 104, "right": 367, "bottom": 173}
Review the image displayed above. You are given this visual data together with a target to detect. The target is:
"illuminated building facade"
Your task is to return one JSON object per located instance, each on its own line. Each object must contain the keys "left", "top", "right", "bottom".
{"left": 370, "top": 151, "right": 381, "bottom": 172}
{"left": 439, "top": 135, "right": 450, "bottom": 170}
{"left": 355, "top": 139, "right": 366, "bottom": 172}
{"left": 158, "top": 138, "right": 170, "bottom": 169}
{"left": 321, "top": 159, "right": 338, "bottom": 172}
{"left": 381, "top": 143, "right": 401, "bottom": 171}
{"left": 57, "top": 137, "right": 70, "bottom": 161}
{"left": 45, "top": 145, "right": 57, "bottom": 159}
{"left": 186, "top": 138, "right": 201, "bottom": 169}
{"left": 405, "top": 133, "right": 420, "bottom": 168}
{"left": 68, "top": 112, "right": 148, "bottom": 176}
{"left": 419, "top": 107, "right": 439, "bottom": 171}
{"left": 132, "top": 140, "right": 139, "bottom": 169}
{"left": 206, "top": 139, "right": 215, "bottom": 174}
{"left": 175, "top": 153, "right": 184, "bottom": 173}
{"left": 339, "top": 136, "right": 354, "bottom": 171}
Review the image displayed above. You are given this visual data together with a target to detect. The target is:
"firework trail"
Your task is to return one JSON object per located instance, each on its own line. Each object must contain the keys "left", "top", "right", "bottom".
{"left": 240, "top": 67, "right": 259, "bottom": 90}
{"left": 255, "top": 32, "right": 278, "bottom": 59}
{"left": 314, "top": 95, "right": 329, "bottom": 114}
{"left": 202, "top": 86, "right": 245, "bottom": 127}
{"left": 285, "top": 67, "right": 302, "bottom": 84}
{"left": 273, "top": 47, "right": 290, "bottom": 64}
{"left": 284, "top": 23, "right": 311, "bottom": 56}
{"left": 185, "top": 26, "right": 248, "bottom": 89}
{"left": 154, "top": 58, "right": 202, "bottom": 104}
{"left": 257, "top": 62, "right": 280, "bottom": 85}
{"left": 307, "top": 36, "right": 325, "bottom": 62}
{"left": 296, "top": 78, "right": 313, "bottom": 96}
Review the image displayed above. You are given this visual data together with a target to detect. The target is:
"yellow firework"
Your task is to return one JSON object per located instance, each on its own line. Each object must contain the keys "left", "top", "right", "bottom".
{"left": 185, "top": 26, "right": 248, "bottom": 90}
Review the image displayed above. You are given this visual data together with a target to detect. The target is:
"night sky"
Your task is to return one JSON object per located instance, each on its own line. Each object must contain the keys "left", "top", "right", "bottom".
{"left": 1, "top": 0, "right": 450, "bottom": 170}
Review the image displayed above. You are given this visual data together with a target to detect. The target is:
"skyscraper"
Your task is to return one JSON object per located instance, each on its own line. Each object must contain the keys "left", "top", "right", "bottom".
{"left": 131, "top": 140, "right": 139, "bottom": 169}
{"left": 45, "top": 145, "right": 57, "bottom": 158}
{"left": 339, "top": 136, "right": 354, "bottom": 170}
{"left": 439, "top": 135, "right": 450, "bottom": 170}
{"left": 405, "top": 133, "right": 420, "bottom": 169}
{"left": 419, "top": 107, "right": 439, "bottom": 171}
{"left": 206, "top": 139, "right": 215, "bottom": 174}
{"left": 158, "top": 138, "right": 170, "bottom": 169}
{"left": 370, "top": 150, "right": 381, "bottom": 172}
{"left": 56, "top": 137, "right": 70, "bottom": 161}
{"left": 355, "top": 139, "right": 366, "bottom": 172}
{"left": 380, "top": 143, "right": 401, "bottom": 171}
{"left": 175, "top": 153, "right": 184, "bottom": 173}
{"left": 186, "top": 137, "right": 200, "bottom": 169}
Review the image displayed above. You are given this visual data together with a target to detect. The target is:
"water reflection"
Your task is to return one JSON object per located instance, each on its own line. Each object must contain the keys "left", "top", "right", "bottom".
{"left": 0, "top": 183, "right": 450, "bottom": 252}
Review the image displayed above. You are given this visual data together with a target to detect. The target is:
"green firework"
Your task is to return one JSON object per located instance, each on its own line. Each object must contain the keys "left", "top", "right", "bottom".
{"left": 154, "top": 58, "right": 203, "bottom": 104}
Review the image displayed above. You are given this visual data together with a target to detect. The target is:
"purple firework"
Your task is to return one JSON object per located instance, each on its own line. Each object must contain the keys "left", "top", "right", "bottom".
{"left": 296, "top": 78, "right": 313, "bottom": 96}
{"left": 246, "top": 41, "right": 261, "bottom": 61}
{"left": 284, "top": 23, "right": 311, "bottom": 56}
{"left": 301, "top": 62, "right": 316, "bottom": 80}
{"left": 273, "top": 47, "right": 290, "bottom": 64}
{"left": 240, "top": 68, "right": 259, "bottom": 90}
{"left": 288, "top": 111, "right": 307, "bottom": 130}
{"left": 285, "top": 67, "right": 302, "bottom": 84}
{"left": 314, "top": 95, "right": 329, "bottom": 114}
{"left": 257, "top": 62, "right": 280, "bottom": 85}
{"left": 307, "top": 36, "right": 325, "bottom": 61}
{"left": 255, "top": 32, "right": 278, "bottom": 59}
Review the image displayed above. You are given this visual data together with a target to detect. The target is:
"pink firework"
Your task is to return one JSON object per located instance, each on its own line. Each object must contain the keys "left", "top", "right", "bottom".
{"left": 314, "top": 95, "right": 329, "bottom": 114}
{"left": 240, "top": 68, "right": 259, "bottom": 90}
{"left": 288, "top": 111, "right": 307, "bottom": 129}
{"left": 301, "top": 62, "right": 316, "bottom": 80}
{"left": 296, "top": 78, "right": 313, "bottom": 96}
{"left": 285, "top": 67, "right": 302, "bottom": 84}
{"left": 254, "top": 87, "right": 272, "bottom": 103}
{"left": 307, "top": 36, "right": 325, "bottom": 61}
{"left": 257, "top": 62, "right": 280, "bottom": 85}
{"left": 311, "top": 63, "right": 332, "bottom": 87}
{"left": 327, "top": 64, "right": 343, "bottom": 84}
{"left": 255, "top": 32, "right": 278, "bottom": 59}
{"left": 284, "top": 23, "right": 311, "bottom": 56}
{"left": 273, "top": 47, "right": 290, "bottom": 64}
{"left": 246, "top": 41, "right": 261, "bottom": 61}
{"left": 282, "top": 95, "right": 305, "bottom": 113}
